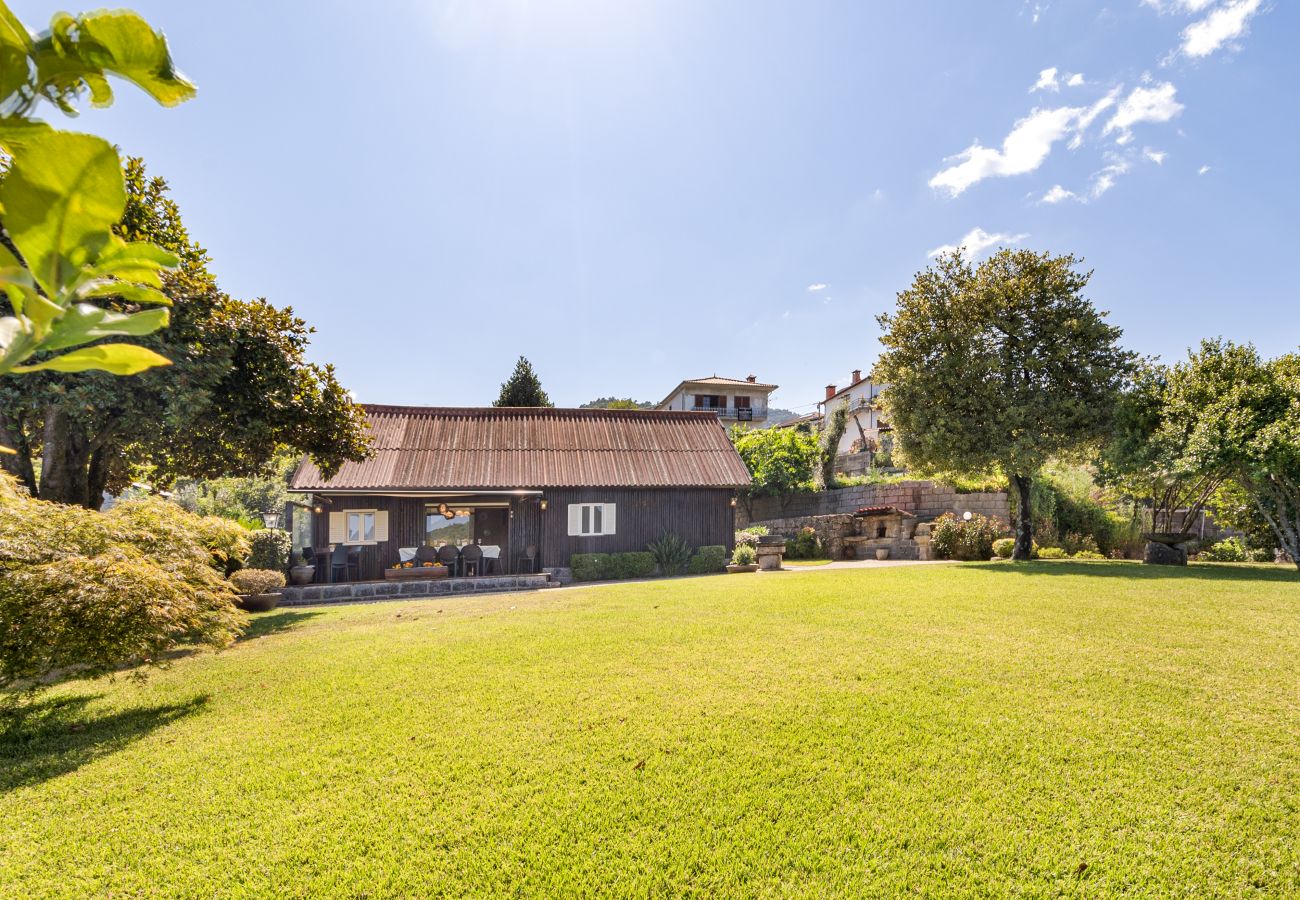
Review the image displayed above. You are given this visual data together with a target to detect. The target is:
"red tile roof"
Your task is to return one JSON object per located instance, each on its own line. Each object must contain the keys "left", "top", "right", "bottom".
{"left": 290, "top": 406, "right": 753, "bottom": 492}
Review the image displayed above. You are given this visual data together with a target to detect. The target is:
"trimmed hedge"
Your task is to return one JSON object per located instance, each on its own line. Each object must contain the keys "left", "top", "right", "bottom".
{"left": 571, "top": 551, "right": 659, "bottom": 582}
{"left": 608, "top": 552, "right": 657, "bottom": 580}
{"left": 687, "top": 545, "right": 727, "bottom": 574}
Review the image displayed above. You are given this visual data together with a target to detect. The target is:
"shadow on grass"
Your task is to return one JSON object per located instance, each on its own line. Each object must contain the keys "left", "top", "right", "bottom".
{"left": 964, "top": 560, "right": 1300, "bottom": 584}
{"left": 237, "top": 609, "right": 323, "bottom": 642}
{"left": 0, "top": 692, "right": 208, "bottom": 794}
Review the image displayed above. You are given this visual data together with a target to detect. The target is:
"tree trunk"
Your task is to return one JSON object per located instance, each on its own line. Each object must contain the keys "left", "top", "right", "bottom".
{"left": 38, "top": 407, "right": 94, "bottom": 507}
{"left": 0, "top": 409, "right": 37, "bottom": 494}
{"left": 1012, "top": 473, "right": 1034, "bottom": 561}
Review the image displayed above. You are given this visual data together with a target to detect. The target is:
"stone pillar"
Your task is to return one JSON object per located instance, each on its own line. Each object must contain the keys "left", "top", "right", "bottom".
{"left": 756, "top": 535, "right": 786, "bottom": 571}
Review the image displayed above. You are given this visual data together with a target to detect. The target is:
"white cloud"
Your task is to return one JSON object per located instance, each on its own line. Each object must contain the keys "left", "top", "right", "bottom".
{"left": 1031, "top": 67, "right": 1060, "bottom": 92}
{"left": 1040, "top": 184, "right": 1079, "bottom": 204}
{"left": 1143, "top": 147, "right": 1167, "bottom": 164}
{"left": 928, "top": 227, "right": 1029, "bottom": 259}
{"left": 1143, "top": 0, "right": 1216, "bottom": 12}
{"left": 806, "top": 283, "right": 827, "bottom": 292}
{"left": 1103, "top": 82, "right": 1183, "bottom": 144}
{"left": 1181, "top": 0, "right": 1262, "bottom": 58}
{"left": 1198, "top": 164, "right": 1212, "bottom": 175}
{"left": 929, "top": 91, "right": 1117, "bottom": 196}
{"left": 1065, "top": 72, "right": 1085, "bottom": 87}
{"left": 1090, "top": 159, "right": 1131, "bottom": 199}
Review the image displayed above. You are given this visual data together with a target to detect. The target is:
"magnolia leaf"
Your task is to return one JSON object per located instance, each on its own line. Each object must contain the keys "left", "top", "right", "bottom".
{"left": 0, "top": 129, "right": 124, "bottom": 295}
{"left": 77, "top": 280, "right": 172, "bottom": 306}
{"left": 32, "top": 9, "right": 196, "bottom": 109}
{"left": 41, "top": 303, "right": 169, "bottom": 351}
{"left": 98, "top": 238, "right": 179, "bottom": 268}
{"left": 13, "top": 342, "right": 171, "bottom": 375}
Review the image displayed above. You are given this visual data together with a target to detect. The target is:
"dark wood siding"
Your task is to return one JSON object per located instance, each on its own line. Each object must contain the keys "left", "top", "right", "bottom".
{"left": 310, "top": 495, "right": 545, "bottom": 580}
{"left": 538, "top": 487, "right": 735, "bottom": 567}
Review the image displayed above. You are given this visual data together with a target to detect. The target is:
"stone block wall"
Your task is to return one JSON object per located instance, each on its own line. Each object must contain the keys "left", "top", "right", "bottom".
{"left": 737, "top": 480, "right": 1009, "bottom": 529}
{"left": 280, "top": 573, "right": 552, "bottom": 606}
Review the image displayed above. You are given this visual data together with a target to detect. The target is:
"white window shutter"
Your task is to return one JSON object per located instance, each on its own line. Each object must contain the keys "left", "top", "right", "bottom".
{"left": 603, "top": 503, "right": 616, "bottom": 535}
{"left": 567, "top": 504, "right": 582, "bottom": 536}
{"left": 374, "top": 510, "right": 389, "bottom": 543}
{"left": 328, "top": 512, "right": 345, "bottom": 543}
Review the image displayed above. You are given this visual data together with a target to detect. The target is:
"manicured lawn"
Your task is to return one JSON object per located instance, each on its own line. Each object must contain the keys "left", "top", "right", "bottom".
{"left": 3, "top": 562, "right": 1299, "bottom": 896}
{"left": 783, "top": 558, "right": 834, "bottom": 567}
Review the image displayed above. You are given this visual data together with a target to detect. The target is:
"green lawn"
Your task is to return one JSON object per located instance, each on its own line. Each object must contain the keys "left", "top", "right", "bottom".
{"left": 782, "top": 558, "right": 834, "bottom": 567}
{"left": 3, "top": 562, "right": 1299, "bottom": 897}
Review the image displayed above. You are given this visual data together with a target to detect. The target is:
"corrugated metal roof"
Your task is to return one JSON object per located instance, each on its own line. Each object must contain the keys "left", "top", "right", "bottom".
{"left": 290, "top": 406, "right": 753, "bottom": 491}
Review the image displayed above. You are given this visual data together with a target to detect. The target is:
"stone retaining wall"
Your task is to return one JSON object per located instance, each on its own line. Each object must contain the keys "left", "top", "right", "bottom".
{"left": 280, "top": 573, "right": 552, "bottom": 606}
{"left": 738, "top": 480, "right": 1009, "bottom": 527}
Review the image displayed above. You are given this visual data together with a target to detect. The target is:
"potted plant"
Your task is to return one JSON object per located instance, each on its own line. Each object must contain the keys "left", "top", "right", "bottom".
{"left": 289, "top": 550, "right": 316, "bottom": 585}
{"left": 726, "top": 544, "right": 759, "bottom": 574}
{"left": 230, "top": 568, "right": 286, "bottom": 612}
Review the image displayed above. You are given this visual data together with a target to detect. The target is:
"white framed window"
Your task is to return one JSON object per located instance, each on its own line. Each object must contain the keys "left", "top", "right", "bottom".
{"left": 328, "top": 509, "right": 388, "bottom": 545}
{"left": 346, "top": 510, "right": 375, "bottom": 544}
{"left": 568, "top": 502, "right": 616, "bottom": 536}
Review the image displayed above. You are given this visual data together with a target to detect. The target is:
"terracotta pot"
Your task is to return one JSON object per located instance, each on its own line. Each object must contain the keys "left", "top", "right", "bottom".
{"left": 289, "top": 565, "right": 315, "bottom": 586}
{"left": 875, "top": 548, "right": 890, "bottom": 561}
{"left": 237, "top": 592, "right": 281, "bottom": 613}
{"left": 725, "top": 564, "right": 759, "bottom": 574}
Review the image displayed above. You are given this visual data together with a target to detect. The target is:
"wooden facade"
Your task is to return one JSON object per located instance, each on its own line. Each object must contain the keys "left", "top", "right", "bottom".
{"left": 308, "top": 487, "right": 737, "bottom": 580}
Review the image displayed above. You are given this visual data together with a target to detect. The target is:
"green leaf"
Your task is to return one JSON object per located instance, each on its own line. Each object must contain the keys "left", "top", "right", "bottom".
{"left": 13, "top": 342, "right": 171, "bottom": 374}
{"left": 77, "top": 280, "right": 172, "bottom": 307}
{"left": 41, "top": 303, "right": 169, "bottom": 351}
{"left": 0, "top": 129, "right": 124, "bottom": 295}
{"left": 33, "top": 9, "right": 196, "bottom": 109}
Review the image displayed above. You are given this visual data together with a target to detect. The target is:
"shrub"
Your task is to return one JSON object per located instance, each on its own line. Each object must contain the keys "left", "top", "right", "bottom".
{"left": 784, "top": 527, "right": 822, "bottom": 560}
{"left": 1197, "top": 537, "right": 1249, "bottom": 562}
{"left": 607, "top": 552, "right": 657, "bottom": 580}
{"left": 0, "top": 492, "right": 245, "bottom": 693}
{"left": 687, "top": 545, "right": 727, "bottom": 574}
{"left": 648, "top": 533, "right": 692, "bottom": 576}
{"left": 248, "top": 529, "right": 291, "bottom": 572}
{"left": 992, "top": 538, "right": 1016, "bottom": 559}
{"left": 731, "top": 544, "right": 757, "bottom": 566}
{"left": 930, "top": 513, "right": 1001, "bottom": 561}
{"left": 1060, "top": 532, "right": 1100, "bottom": 556}
{"left": 230, "top": 569, "right": 286, "bottom": 595}
{"left": 734, "top": 526, "right": 768, "bottom": 548}
{"left": 1036, "top": 546, "right": 1069, "bottom": 559}
{"left": 570, "top": 553, "right": 612, "bottom": 581}
{"left": 1071, "top": 550, "right": 1106, "bottom": 560}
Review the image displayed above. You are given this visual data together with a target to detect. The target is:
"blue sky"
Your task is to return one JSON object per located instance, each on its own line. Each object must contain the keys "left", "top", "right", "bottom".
{"left": 17, "top": 0, "right": 1297, "bottom": 415}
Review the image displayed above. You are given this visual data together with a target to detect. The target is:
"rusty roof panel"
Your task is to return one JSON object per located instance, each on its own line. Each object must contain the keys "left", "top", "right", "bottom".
{"left": 290, "top": 406, "right": 753, "bottom": 491}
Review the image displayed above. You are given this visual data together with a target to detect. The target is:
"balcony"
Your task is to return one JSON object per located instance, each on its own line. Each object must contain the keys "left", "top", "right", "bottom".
{"left": 691, "top": 406, "right": 757, "bottom": 421}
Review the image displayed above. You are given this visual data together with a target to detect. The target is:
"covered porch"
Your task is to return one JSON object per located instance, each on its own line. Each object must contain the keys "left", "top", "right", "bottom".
{"left": 290, "top": 490, "right": 548, "bottom": 583}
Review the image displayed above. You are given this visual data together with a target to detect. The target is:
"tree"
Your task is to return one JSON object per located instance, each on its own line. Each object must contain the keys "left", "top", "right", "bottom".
{"left": 1096, "top": 361, "right": 1224, "bottom": 536}
{"left": 876, "top": 249, "right": 1135, "bottom": 560}
{"left": 816, "top": 399, "right": 849, "bottom": 489}
{"left": 580, "top": 397, "right": 653, "bottom": 409}
{"left": 494, "top": 356, "right": 553, "bottom": 408}
{"left": 1160, "top": 341, "right": 1300, "bottom": 570}
{"left": 0, "top": 158, "right": 371, "bottom": 507}
{"left": 0, "top": 4, "right": 195, "bottom": 377}
{"left": 731, "top": 425, "right": 818, "bottom": 516}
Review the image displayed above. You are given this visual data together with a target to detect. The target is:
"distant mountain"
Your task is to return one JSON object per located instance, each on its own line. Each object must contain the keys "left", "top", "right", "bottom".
{"left": 764, "top": 408, "right": 800, "bottom": 426}
{"left": 580, "top": 397, "right": 655, "bottom": 410}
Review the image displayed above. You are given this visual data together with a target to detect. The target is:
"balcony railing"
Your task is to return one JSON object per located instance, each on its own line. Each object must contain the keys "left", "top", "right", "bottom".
{"left": 691, "top": 406, "right": 757, "bottom": 421}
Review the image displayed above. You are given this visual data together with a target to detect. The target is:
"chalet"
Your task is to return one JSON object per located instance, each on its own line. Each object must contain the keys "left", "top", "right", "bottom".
{"left": 288, "top": 405, "right": 751, "bottom": 583}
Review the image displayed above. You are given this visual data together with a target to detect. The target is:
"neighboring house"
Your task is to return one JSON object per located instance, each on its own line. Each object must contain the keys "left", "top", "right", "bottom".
{"left": 655, "top": 374, "right": 779, "bottom": 426}
{"left": 288, "top": 405, "right": 750, "bottom": 580}
{"left": 818, "top": 368, "right": 891, "bottom": 457}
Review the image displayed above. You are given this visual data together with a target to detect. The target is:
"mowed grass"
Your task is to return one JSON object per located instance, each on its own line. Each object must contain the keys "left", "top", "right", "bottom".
{"left": 3, "top": 562, "right": 1299, "bottom": 897}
